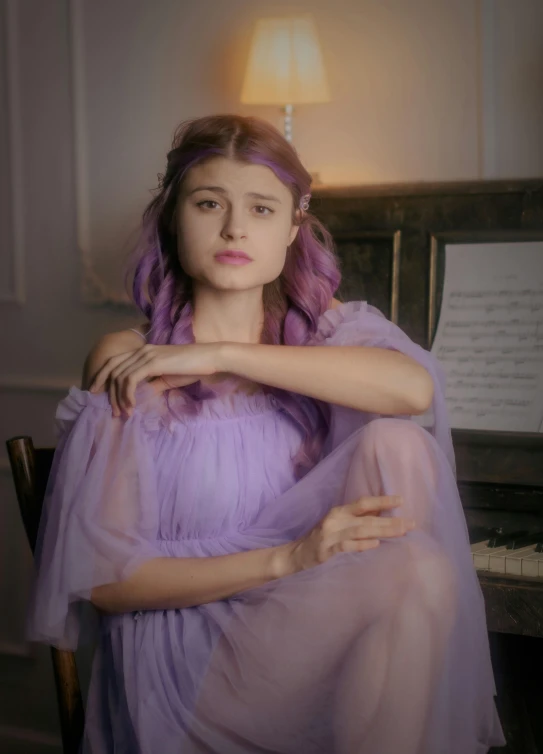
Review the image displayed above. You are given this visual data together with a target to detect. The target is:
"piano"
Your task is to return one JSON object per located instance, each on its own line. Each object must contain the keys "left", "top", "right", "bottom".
{"left": 310, "top": 178, "right": 543, "bottom": 752}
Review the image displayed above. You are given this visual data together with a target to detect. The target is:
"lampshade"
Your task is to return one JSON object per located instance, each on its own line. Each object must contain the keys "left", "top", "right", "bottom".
{"left": 240, "top": 15, "right": 331, "bottom": 105}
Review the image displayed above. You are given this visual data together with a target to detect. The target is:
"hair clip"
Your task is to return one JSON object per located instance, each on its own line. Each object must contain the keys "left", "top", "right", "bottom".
{"left": 299, "top": 193, "right": 311, "bottom": 211}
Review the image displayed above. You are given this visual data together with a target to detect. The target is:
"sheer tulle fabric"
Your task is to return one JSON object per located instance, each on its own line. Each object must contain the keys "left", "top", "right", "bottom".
{"left": 26, "top": 301, "right": 506, "bottom": 753}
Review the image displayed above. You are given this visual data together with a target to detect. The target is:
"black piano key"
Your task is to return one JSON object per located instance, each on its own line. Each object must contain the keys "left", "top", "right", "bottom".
{"left": 487, "top": 530, "right": 528, "bottom": 548}
{"left": 468, "top": 526, "right": 503, "bottom": 545}
{"left": 505, "top": 531, "right": 543, "bottom": 550}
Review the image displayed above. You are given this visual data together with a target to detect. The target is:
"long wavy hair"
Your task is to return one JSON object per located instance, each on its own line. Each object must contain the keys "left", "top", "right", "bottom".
{"left": 123, "top": 113, "right": 342, "bottom": 478}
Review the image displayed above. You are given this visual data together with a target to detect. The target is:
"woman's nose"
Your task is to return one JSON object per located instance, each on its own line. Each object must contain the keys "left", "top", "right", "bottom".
{"left": 221, "top": 208, "right": 247, "bottom": 239}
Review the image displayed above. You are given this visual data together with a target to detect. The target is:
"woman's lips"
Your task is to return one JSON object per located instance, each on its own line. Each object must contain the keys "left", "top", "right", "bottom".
{"left": 214, "top": 253, "right": 252, "bottom": 265}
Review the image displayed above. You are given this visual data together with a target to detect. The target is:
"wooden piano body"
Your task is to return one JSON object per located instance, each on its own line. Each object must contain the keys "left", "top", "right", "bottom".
{"left": 312, "top": 179, "right": 543, "bottom": 753}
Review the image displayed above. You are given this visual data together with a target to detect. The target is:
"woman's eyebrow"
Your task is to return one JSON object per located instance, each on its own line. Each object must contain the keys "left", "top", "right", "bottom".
{"left": 187, "top": 186, "right": 282, "bottom": 204}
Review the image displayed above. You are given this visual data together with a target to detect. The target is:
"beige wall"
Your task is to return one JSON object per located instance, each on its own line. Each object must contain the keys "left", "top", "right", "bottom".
{"left": 1, "top": 0, "right": 542, "bottom": 749}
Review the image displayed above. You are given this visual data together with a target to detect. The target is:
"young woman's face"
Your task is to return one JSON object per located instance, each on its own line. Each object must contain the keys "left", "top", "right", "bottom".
{"left": 175, "top": 157, "right": 300, "bottom": 292}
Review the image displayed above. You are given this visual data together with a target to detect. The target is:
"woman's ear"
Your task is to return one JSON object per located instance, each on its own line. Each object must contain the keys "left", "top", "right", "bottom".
{"left": 289, "top": 223, "right": 300, "bottom": 246}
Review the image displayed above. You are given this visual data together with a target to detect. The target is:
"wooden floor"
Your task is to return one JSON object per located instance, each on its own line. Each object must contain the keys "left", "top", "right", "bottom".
{"left": 488, "top": 632, "right": 543, "bottom": 754}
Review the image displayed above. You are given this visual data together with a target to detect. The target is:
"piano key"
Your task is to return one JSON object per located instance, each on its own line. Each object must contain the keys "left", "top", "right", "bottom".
{"left": 471, "top": 540, "right": 490, "bottom": 566}
{"left": 473, "top": 544, "right": 511, "bottom": 571}
{"left": 520, "top": 550, "right": 543, "bottom": 578}
{"left": 504, "top": 545, "right": 539, "bottom": 576}
{"left": 489, "top": 544, "right": 537, "bottom": 574}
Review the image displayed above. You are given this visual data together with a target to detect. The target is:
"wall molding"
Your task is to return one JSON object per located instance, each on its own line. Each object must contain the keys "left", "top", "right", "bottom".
{"left": 0, "top": 0, "right": 26, "bottom": 304}
{"left": 0, "top": 376, "right": 76, "bottom": 392}
{"left": 68, "top": 0, "right": 132, "bottom": 307}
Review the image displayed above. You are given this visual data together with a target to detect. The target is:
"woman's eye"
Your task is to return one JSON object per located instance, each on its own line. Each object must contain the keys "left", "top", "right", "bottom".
{"left": 196, "top": 201, "right": 273, "bottom": 215}
{"left": 197, "top": 200, "right": 219, "bottom": 210}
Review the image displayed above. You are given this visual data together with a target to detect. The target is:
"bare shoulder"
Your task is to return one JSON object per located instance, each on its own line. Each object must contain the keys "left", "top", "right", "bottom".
{"left": 328, "top": 297, "right": 343, "bottom": 310}
{"left": 80, "top": 324, "right": 149, "bottom": 390}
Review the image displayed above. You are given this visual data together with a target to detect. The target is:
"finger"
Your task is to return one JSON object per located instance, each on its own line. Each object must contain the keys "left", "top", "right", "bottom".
{"left": 90, "top": 362, "right": 113, "bottom": 393}
{"left": 349, "top": 495, "right": 403, "bottom": 514}
{"left": 116, "top": 362, "right": 158, "bottom": 413}
{"left": 90, "top": 351, "right": 138, "bottom": 392}
{"left": 108, "top": 357, "right": 146, "bottom": 408}
{"left": 352, "top": 517, "right": 415, "bottom": 540}
{"left": 106, "top": 357, "right": 148, "bottom": 414}
{"left": 330, "top": 538, "right": 380, "bottom": 557}
{"left": 331, "top": 516, "right": 411, "bottom": 549}
{"left": 126, "top": 364, "right": 159, "bottom": 407}
{"left": 108, "top": 376, "right": 120, "bottom": 418}
{"left": 116, "top": 376, "right": 126, "bottom": 416}
{"left": 116, "top": 370, "right": 135, "bottom": 413}
{"left": 327, "top": 517, "right": 404, "bottom": 553}
{"left": 106, "top": 370, "right": 126, "bottom": 417}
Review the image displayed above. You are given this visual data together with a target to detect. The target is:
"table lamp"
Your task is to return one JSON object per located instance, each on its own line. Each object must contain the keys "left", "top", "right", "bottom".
{"left": 240, "top": 13, "right": 331, "bottom": 151}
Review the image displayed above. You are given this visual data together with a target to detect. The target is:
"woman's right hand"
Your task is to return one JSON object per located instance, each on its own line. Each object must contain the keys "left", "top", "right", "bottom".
{"left": 283, "top": 496, "right": 416, "bottom": 574}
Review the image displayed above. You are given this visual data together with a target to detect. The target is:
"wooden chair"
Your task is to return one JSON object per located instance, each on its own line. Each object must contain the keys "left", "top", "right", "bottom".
{"left": 6, "top": 435, "right": 84, "bottom": 754}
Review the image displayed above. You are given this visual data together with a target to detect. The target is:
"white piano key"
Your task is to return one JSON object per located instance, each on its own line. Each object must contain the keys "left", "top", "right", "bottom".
{"left": 520, "top": 550, "right": 543, "bottom": 578}
{"left": 473, "top": 544, "right": 510, "bottom": 571}
{"left": 470, "top": 539, "right": 489, "bottom": 554}
{"left": 488, "top": 544, "right": 536, "bottom": 574}
{"left": 504, "top": 545, "right": 539, "bottom": 576}
{"left": 471, "top": 540, "right": 490, "bottom": 569}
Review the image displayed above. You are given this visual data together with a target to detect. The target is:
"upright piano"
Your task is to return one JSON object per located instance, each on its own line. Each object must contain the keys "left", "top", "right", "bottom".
{"left": 312, "top": 178, "right": 543, "bottom": 753}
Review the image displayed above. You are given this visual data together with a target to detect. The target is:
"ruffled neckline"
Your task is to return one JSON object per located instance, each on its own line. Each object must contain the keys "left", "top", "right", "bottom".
{"left": 56, "top": 380, "right": 281, "bottom": 437}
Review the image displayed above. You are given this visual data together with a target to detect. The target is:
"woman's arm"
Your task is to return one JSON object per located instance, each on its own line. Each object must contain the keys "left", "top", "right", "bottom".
{"left": 217, "top": 342, "right": 434, "bottom": 416}
{"left": 91, "top": 547, "right": 294, "bottom": 614}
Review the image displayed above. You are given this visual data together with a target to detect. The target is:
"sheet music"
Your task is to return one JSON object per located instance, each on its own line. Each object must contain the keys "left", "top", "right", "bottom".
{"left": 429, "top": 242, "right": 543, "bottom": 432}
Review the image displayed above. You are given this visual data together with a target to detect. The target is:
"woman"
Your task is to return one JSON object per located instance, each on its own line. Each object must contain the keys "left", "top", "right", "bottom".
{"left": 26, "top": 114, "right": 505, "bottom": 753}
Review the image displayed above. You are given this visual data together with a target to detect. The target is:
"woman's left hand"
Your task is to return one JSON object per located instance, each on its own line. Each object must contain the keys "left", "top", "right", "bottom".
{"left": 88, "top": 343, "right": 222, "bottom": 417}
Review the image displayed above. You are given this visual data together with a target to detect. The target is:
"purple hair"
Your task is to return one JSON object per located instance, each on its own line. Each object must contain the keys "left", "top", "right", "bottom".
{"left": 123, "top": 114, "right": 342, "bottom": 479}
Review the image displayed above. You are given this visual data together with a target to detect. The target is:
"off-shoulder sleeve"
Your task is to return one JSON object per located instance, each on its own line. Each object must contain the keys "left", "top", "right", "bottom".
{"left": 312, "top": 300, "right": 456, "bottom": 476}
{"left": 25, "top": 382, "right": 166, "bottom": 650}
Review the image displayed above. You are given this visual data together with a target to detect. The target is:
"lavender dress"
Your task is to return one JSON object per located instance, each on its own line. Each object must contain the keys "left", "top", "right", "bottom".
{"left": 26, "top": 301, "right": 506, "bottom": 754}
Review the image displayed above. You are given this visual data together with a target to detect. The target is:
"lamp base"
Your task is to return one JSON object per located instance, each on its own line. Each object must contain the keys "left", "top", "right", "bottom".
{"left": 280, "top": 105, "right": 322, "bottom": 186}
{"left": 282, "top": 104, "right": 294, "bottom": 142}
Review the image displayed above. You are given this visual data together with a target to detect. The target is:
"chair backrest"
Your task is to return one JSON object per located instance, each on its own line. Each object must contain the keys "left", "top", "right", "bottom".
{"left": 6, "top": 435, "right": 84, "bottom": 754}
